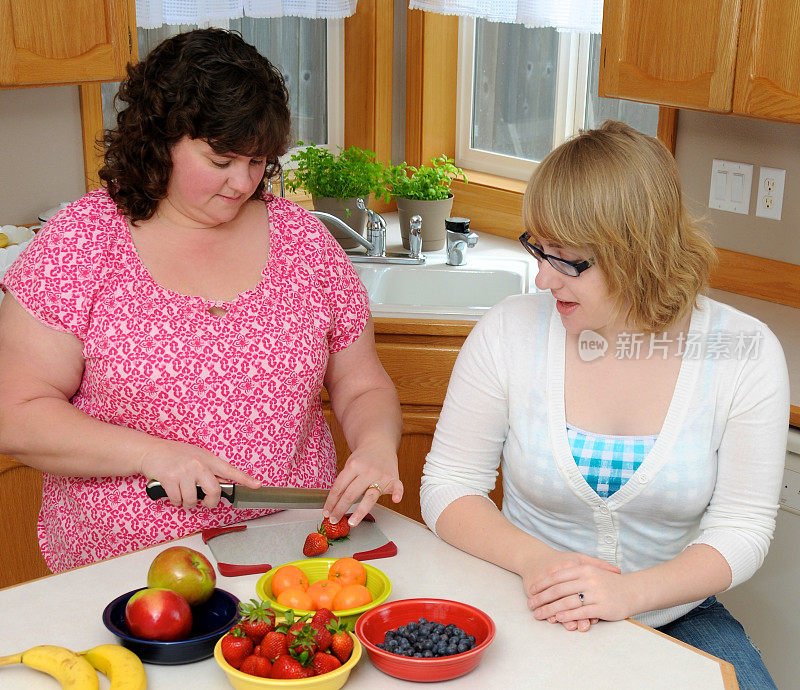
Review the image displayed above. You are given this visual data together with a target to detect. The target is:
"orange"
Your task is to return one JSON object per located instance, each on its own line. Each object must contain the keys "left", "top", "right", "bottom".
{"left": 332, "top": 584, "right": 372, "bottom": 611}
{"left": 276, "top": 587, "right": 315, "bottom": 611}
{"left": 271, "top": 565, "right": 309, "bottom": 598}
{"left": 306, "top": 579, "right": 342, "bottom": 610}
{"left": 328, "top": 557, "right": 367, "bottom": 587}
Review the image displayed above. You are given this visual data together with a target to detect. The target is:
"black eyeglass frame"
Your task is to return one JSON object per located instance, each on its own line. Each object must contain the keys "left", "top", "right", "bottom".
{"left": 518, "top": 232, "right": 594, "bottom": 277}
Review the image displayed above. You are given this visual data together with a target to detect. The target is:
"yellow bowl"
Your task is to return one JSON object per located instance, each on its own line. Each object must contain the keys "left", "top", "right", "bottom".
{"left": 214, "top": 632, "right": 362, "bottom": 690}
{"left": 255, "top": 558, "right": 392, "bottom": 624}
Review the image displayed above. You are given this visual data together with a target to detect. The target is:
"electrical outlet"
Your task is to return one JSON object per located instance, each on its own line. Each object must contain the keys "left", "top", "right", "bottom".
{"left": 779, "top": 466, "right": 800, "bottom": 515}
{"left": 756, "top": 167, "right": 786, "bottom": 220}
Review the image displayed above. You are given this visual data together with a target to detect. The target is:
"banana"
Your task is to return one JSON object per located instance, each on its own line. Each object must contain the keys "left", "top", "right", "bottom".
{"left": 0, "top": 644, "right": 99, "bottom": 689}
{"left": 80, "top": 644, "right": 147, "bottom": 690}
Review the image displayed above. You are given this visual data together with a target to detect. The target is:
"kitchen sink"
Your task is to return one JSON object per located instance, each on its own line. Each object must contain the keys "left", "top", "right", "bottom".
{"left": 353, "top": 258, "right": 533, "bottom": 317}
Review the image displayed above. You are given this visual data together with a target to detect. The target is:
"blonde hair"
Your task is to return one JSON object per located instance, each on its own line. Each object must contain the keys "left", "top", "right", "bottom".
{"left": 523, "top": 120, "right": 717, "bottom": 332}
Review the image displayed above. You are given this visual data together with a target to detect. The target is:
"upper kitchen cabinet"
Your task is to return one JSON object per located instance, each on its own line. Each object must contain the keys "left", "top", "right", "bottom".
{"left": 599, "top": 0, "right": 740, "bottom": 111}
{"left": 0, "top": 0, "right": 136, "bottom": 87}
{"left": 599, "top": 0, "right": 800, "bottom": 124}
{"left": 733, "top": 1, "right": 800, "bottom": 121}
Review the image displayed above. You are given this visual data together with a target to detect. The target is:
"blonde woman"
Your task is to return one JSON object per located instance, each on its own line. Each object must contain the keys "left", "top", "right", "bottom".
{"left": 420, "top": 121, "right": 788, "bottom": 688}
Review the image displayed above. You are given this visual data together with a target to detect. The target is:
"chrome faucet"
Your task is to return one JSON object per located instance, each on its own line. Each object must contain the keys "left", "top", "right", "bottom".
{"left": 445, "top": 217, "right": 478, "bottom": 266}
{"left": 310, "top": 198, "right": 425, "bottom": 265}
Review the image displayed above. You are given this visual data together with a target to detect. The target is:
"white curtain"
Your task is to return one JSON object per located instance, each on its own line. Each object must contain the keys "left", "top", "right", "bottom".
{"left": 136, "top": 0, "right": 358, "bottom": 27}
{"left": 407, "top": 0, "right": 603, "bottom": 33}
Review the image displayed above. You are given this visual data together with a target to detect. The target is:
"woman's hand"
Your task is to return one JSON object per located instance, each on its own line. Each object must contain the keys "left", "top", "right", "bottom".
{"left": 322, "top": 439, "right": 403, "bottom": 527}
{"left": 521, "top": 550, "right": 622, "bottom": 632}
{"left": 527, "top": 563, "right": 638, "bottom": 627}
{"left": 139, "top": 438, "right": 261, "bottom": 510}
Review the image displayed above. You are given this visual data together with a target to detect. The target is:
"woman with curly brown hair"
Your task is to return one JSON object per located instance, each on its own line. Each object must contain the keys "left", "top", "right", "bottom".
{"left": 421, "top": 122, "right": 787, "bottom": 688}
{"left": 0, "top": 29, "right": 402, "bottom": 572}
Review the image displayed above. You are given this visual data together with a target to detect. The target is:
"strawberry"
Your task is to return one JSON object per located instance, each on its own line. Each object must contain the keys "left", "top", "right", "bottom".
{"left": 311, "top": 608, "right": 338, "bottom": 630}
{"left": 239, "top": 654, "right": 272, "bottom": 678}
{"left": 286, "top": 621, "right": 318, "bottom": 656}
{"left": 220, "top": 628, "right": 255, "bottom": 669}
{"left": 312, "top": 651, "right": 342, "bottom": 675}
{"left": 320, "top": 517, "right": 350, "bottom": 540}
{"left": 329, "top": 625, "right": 354, "bottom": 664}
{"left": 303, "top": 531, "right": 330, "bottom": 557}
{"left": 269, "top": 654, "right": 315, "bottom": 680}
{"left": 237, "top": 598, "right": 276, "bottom": 644}
{"left": 307, "top": 620, "right": 333, "bottom": 652}
{"left": 260, "top": 630, "right": 289, "bottom": 660}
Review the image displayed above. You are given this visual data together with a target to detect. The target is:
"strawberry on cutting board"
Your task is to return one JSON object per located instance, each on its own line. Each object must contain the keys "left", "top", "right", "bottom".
{"left": 303, "top": 531, "right": 330, "bottom": 557}
{"left": 320, "top": 517, "right": 350, "bottom": 540}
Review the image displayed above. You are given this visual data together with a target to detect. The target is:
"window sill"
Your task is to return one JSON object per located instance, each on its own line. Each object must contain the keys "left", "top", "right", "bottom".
{"left": 450, "top": 168, "right": 529, "bottom": 241}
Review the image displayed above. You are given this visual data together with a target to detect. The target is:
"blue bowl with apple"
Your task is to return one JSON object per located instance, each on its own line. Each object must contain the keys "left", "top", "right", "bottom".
{"left": 102, "top": 587, "right": 240, "bottom": 664}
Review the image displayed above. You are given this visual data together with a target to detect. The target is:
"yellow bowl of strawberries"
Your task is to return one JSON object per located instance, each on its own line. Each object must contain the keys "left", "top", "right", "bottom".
{"left": 255, "top": 558, "right": 392, "bottom": 625}
{"left": 214, "top": 607, "right": 362, "bottom": 690}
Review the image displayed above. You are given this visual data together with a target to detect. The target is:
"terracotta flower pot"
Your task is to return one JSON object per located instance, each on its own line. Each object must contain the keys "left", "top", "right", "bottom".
{"left": 396, "top": 195, "right": 454, "bottom": 252}
{"left": 312, "top": 195, "right": 371, "bottom": 249}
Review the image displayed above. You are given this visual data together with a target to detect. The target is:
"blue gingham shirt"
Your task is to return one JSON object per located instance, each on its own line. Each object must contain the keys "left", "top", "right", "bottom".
{"left": 567, "top": 424, "right": 657, "bottom": 498}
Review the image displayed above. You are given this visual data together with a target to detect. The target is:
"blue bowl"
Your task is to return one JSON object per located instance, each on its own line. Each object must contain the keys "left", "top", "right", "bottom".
{"left": 102, "top": 587, "right": 239, "bottom": 665}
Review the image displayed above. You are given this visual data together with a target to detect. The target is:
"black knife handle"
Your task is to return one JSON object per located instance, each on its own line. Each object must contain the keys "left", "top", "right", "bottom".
{"left": 145, "top": 480, "right": 235, "bottom": 503}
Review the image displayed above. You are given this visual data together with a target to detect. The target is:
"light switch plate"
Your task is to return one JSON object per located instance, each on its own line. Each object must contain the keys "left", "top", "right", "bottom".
{"left": 708, "top": 159, "right": 753, "bottom": 214}
{"left": 755, "top": 166, "right": 786, "bottom": 220}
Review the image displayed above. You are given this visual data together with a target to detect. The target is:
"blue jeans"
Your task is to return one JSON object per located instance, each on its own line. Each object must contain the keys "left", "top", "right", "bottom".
{"left": 657, "top": 597, "right": 776, "bottom": 690}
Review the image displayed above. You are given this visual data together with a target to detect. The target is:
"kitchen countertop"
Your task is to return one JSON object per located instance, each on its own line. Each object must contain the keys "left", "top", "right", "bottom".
{"left": 0, "top": 506, "right": 735, "bottom": 689}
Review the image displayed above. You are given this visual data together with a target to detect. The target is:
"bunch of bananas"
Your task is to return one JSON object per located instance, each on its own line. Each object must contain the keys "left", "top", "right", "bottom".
{"left": 0, "top": 643, "right": 146, "bottom": 689}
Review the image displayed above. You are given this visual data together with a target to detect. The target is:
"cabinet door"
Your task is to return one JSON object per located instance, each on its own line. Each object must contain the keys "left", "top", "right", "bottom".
{"left": 599, "top": 0, "right": 741, "bottom": 111}
{"left": 733, "top": 0, "right": 800, "bottom": 122}
{"left": 0, "top": 0, "right": 135, "bottom": 87}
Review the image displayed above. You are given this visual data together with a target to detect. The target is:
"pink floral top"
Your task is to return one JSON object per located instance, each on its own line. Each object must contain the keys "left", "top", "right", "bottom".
{"left": 1, "top": 188, "right": 370, "bottom": 573}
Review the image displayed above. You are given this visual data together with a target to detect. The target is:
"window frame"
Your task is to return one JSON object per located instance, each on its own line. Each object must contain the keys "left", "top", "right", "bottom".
{"left": 406, "top": 8, "right": 677, "bottom": 241}
{"left": 456, "top": 17, "right": 595, "bottom": 180}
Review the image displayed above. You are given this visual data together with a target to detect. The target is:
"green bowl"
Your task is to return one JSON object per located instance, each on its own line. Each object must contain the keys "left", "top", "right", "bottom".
{"left": 255, "top": 558, "right": 391, "bottom": 624}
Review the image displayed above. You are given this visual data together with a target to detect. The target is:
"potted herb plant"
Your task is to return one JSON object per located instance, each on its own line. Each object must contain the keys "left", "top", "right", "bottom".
{"left": 284, "top": 143, "right": 385, "bottom": 249}
{"left": 382, "top": 155, "right": 468, "bottom": 251}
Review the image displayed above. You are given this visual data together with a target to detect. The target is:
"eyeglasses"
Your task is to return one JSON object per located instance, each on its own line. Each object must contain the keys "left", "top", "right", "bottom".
{"left": 518, "top": 232, "right": 594, "bottom": 277}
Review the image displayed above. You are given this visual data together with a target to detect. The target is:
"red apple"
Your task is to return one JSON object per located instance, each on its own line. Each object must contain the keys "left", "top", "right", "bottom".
{"left": 124, "top": 587, "right": 193, "bottom": 641}
{"left": 147, "top": 546, "right": 216, "bottom": 606}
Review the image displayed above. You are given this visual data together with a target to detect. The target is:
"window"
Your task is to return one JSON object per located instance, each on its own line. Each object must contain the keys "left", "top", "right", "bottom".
{"left": 100, "top": 17, "right": 344, "bottom": 157}
{"left": 456, "top": 18, "right": 658, "bottom": 180}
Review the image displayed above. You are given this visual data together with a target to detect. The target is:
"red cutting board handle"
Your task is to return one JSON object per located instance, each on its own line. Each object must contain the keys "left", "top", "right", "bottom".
{"left": 352, "top": 541, "right": 397, "bottom": 561}
{"left": 216, "top": 562, "right": 273, "bottom": 577}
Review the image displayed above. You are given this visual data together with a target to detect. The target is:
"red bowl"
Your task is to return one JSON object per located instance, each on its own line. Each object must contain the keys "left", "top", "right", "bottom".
{"left": 354, "top": 598, "right": 495, "bottom": 682}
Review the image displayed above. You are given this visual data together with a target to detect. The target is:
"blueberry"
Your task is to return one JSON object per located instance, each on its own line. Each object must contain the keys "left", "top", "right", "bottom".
{"left": 407, "top": 621, "right": 418, "bottom": 631}
{"left": 419, "top": 617, "right": 428, "bottom": 625}
{"left": 447, "top": 644, "right": 458, "bottom": 655}
{"left": 466, "top": 635, "right": 475, "bottom": 644}
{"left": 435, "top": 623, "right": 445, "bottom": 633}
{"left": 457, "top": 642, "right": 469, "bottom": 653}
{"left": 423, "top": 650, "right": 433, "bottom": 658}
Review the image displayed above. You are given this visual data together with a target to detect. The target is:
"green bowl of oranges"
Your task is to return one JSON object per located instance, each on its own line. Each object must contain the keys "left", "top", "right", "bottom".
{"left": 255, "top": 558, "right": 391, "bottom": 625}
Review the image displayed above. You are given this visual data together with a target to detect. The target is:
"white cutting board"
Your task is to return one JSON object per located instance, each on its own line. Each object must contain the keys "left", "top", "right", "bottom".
{"left": 203, "top": 514, "right": 395, "bottom": 576}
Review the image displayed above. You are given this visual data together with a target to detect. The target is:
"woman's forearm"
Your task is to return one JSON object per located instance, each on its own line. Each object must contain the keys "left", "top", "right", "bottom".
{"left": 333, "top": 384, "right": 402, "bottom": 455}
{"left": 625, "top": 544, "right": 732, "bottom": 615}
{"left": 0, "top": 395, "right": 159, "bottom": 477}
{"left": 434, "top": 495, "right": 554, "bottom": 576}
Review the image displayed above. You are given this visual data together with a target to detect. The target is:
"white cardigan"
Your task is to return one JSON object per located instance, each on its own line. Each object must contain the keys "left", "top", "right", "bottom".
{"left": 420, "top": 292, "right": 790, "bottom": 627}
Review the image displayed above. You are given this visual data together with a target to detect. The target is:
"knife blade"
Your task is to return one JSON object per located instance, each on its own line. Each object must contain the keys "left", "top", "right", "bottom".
{"left": 145, "top": 480, "right": 329, "bottom": 509}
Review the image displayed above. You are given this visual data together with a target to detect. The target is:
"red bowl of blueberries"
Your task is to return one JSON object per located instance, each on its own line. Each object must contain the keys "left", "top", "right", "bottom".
{"left": 354, "top": 598, "right": 495, "bottom": 682}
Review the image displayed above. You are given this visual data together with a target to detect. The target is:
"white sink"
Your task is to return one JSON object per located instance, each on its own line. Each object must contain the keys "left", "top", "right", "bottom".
{"left": 353, "top": 258, "right": 532, "bottom": 318}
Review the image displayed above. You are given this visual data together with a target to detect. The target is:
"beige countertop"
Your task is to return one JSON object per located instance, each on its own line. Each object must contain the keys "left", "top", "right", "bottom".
{"left": 0, "top": 506, "right": 734, "bottom": 688}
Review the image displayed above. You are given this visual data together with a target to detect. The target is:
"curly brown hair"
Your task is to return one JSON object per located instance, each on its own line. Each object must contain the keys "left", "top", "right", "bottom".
{"left": 99, "top": 28, "right": 290, "bottom": 224}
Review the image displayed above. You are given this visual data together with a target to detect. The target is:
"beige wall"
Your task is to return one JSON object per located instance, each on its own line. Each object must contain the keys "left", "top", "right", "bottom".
{"left": 0, "top": 86, "right": 86, "bottom": 226}
{"left": 675, "top": 109, "right": 800, "bottom": 265}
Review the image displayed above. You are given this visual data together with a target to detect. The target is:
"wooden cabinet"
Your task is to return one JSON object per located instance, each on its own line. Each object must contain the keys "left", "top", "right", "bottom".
{"left": 0, "top": 0, "right": 136, "bottom": 87}
{"left": 599, "top": 0, "right": 800, "bottom": 123}
{"left": 323, "top": 319, "right": 504, "bottom": 525}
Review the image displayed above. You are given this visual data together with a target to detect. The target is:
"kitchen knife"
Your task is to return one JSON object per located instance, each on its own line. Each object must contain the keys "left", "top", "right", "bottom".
{"left": 145, "top": 480, "right": 329, "bottom": 509}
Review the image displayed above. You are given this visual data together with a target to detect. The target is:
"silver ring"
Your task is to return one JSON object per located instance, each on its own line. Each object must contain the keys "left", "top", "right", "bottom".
{"left": 367, "top": 482, "right": 383, "bottom": 495}
{"left": 578, "top": 592, "right": 585, "bottom": 605}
